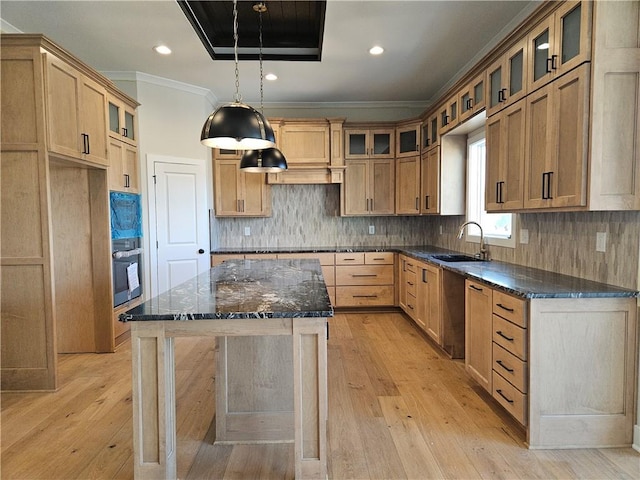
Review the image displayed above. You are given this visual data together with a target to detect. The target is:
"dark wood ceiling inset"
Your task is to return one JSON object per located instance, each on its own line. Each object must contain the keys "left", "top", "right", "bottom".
{"left": 178, "top": 1, "right": 326, "bottom": 61}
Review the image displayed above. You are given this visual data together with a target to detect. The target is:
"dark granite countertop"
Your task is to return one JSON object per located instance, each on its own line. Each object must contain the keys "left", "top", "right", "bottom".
{"left": 120, "top": 259, "right": 333, "bottom": 322}
{"left": 211, "top": 245, "right": 638, "bottom": 299}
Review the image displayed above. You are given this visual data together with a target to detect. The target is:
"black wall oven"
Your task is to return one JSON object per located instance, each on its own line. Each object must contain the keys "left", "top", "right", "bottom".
{"left": 110, "top": 192, "right": 143, "bottom": 307}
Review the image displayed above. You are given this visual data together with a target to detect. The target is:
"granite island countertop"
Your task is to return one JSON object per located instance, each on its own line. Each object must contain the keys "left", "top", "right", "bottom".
{"left": 120, "top": 258, "right": 333, "bottom": 321}
{"left": 211, "top": 245, "right": 639, "bottom": 300}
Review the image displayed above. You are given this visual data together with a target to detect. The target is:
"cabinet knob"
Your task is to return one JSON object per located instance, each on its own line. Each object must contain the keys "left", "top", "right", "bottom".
{"left": 198, "top": 249, "right": 205, "bottom": 254}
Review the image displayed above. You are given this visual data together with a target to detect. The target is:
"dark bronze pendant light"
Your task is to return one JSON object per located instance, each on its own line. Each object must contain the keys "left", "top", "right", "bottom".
{"left": 200, "top": 0, "right": 276, "bottom": 150}
{"left": 240, "top": 2, "right": 288, "bottom": 173}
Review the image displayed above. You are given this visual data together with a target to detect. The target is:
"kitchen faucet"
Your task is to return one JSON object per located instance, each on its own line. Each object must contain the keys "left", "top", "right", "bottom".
{"left": 457, "top": 221, "right": 488, "bottom": 260}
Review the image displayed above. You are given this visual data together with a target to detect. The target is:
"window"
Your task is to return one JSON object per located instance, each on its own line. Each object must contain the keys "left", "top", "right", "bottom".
{"left": 465, "top": 128, "right": 515, "bottom": 248}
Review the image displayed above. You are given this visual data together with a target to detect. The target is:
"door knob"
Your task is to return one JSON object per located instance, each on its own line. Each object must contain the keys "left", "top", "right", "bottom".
{"left": 198, "top": 249, "right": 205, "bottom": 254}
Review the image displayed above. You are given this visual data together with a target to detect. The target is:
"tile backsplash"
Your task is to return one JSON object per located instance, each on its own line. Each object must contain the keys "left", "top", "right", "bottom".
{"left": 213, "top": 184, "right": 640, "bottom": 290}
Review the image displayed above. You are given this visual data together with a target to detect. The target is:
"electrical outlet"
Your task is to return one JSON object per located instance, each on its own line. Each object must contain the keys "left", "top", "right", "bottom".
{"left": 368, "top": 225, "right": 375, "bottom": 235}
{"left": 519, "top": 229, "right": 529, "bottom": 244}
{"left": 596, "top": 232, "right": 607, "bottom": 252}
{"left": 244, "top": 226, "right": 251, "bottom": 236}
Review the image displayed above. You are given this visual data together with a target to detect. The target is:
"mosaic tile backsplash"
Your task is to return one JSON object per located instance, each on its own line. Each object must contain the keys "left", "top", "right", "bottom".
{"left": 212, "top": 184, "right": 640, "bottom": 290}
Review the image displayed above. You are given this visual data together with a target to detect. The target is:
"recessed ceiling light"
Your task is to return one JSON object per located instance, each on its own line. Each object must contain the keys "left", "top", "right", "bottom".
{"left": 265, "top": 73, "right": 278, "bottom": 81}
{"left": 369, "top": 45, "right": 384, "bottom": 56}
{"left": 153, "top": 45, "right": 172, "bottom": 55}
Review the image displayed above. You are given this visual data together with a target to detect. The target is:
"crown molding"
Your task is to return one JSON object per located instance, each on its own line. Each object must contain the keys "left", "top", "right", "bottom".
{"left": 262, "top": 100, "right": 430, "bottom": 111}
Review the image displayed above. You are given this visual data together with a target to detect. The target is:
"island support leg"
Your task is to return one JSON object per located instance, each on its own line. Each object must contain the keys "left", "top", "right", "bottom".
{"left": 293, "top": 318, "right": 328, "bottom": 479}
{"left": 131, "top": 322, "right": 176, "bottom": 479}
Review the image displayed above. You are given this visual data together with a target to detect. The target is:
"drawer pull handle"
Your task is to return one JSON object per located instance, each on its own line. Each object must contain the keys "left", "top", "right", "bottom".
{"left": 407, "top": 281, "right": 414, "bottom": 286}
{"left": 469, "top": 284, "right": 483, "bottom": 292}
{"left": 353, "top": 295, "right": 378, "bottom": 298}
{"left": 352, "top": 274, "right": 377, "bottom": 277}
{"left": 496, "top": 331, "right": 514, "bottom": 342}
{"left": 373, "top": 257, "right": 385, "bottom": 261}
{"left": 496, "top": 303, "right": 514, "bottom": 313}
{"left": 408, "top": 304, "right": 414, "bottom": 310}
{"left": 496, "top": 360, "right": 514, "bottom": 373}
{"left": 343, "top": 258, "right": 356, "bottom": 261}
{"left": 496, "top": 389, "right": 514, "bottom": 404}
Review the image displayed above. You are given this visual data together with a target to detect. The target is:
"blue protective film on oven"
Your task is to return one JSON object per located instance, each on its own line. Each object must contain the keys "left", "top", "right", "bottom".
{"left": 110, "top": 191, "right": 143, "bottom": 239}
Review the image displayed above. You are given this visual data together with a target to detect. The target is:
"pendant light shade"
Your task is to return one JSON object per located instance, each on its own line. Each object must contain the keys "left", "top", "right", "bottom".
{"left": 201, "top": 102, "right": 276, "bottom": 150}
{"left": 240, "top": 148, "right": 288, "bottom": 173}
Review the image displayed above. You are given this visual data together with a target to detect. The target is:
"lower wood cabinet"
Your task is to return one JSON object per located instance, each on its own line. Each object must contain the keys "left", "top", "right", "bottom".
{"left": 464, "top": 279, "right": 493, "bottom": 393}
{"left": 463, "top": 280, "right": 637, "bottom": 449}
{"left": 335, "top": 252, "right": 395, "bottom": 307}
{"left": 417, "top": 262, "right": 441, "bottom": 343}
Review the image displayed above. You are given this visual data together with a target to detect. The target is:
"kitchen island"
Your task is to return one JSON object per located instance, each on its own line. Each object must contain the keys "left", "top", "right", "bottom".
{"left": 120, "top": 258, "right": 332, "bottom": 479}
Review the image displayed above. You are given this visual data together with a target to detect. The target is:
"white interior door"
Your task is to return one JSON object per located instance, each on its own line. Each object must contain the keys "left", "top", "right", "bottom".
{"left": 154, "top": 161, "right": 209, "bottom": 295}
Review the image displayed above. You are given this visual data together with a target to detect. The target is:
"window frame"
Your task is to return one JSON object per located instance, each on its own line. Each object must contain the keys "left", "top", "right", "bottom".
{"left": 465, "top": 127, "right": 516, "bottom": 249}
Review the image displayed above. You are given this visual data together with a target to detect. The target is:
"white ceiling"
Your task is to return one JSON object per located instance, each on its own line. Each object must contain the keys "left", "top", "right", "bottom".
{"left": 1, "top": 0, "right": 539, "bottom": 109}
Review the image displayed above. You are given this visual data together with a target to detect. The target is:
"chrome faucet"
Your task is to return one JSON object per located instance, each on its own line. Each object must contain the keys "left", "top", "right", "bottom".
{"left": 457, "top": 221, "right": 488, "bottom": 260}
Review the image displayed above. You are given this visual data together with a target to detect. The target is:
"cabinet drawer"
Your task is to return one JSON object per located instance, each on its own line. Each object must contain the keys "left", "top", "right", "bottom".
{"left": 211, "top": 254, "right": 244, "bottom": 266}
{"left": 406, "top": 292, "right": 418, "bottom": 319}
{"left": 405, "top": 270, "right": 417, "bottom": 296}
{"left": 277, "top": 252, "right": 335, "bottom": 265}
{"left": 336, "top": 252, "right": 365, "bottom": 265}
{"left": 493, "top": 315, "right": 527, "bottom": 360}
{"left": 364, "top": 252, "right": 394, "bottom": 265}
{"left": 335, "top": 285, "right": 394, "bottom": 307}
{"left": 336, "top": 265, "right": 394, "bottom": 285}
{"left": 493, "top": 290, "right": 527, "bottom": 327}
{"left": 403, "top": 258, "right": 417, "bottom": 273}
{"left": 492, "top": 343, "right": 528, "bottom": 393}
{"left": 492, "top": 371, "right": 527, "bottom": 426}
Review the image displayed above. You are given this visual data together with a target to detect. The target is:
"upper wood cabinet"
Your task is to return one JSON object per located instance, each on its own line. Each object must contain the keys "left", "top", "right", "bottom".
{"left": 342, "top": 158, "right": 395, "bottom": 216}
{"left": 523, "top": 64, "right": 589, "bottom": 209}
{"left": 439, "top": 93, "right": 460, "bottom": 135}
{"left": 108, "top": 138, "right": 139, "bottom": 193}
{"left": 485, "top": 99, "right": 526, "bottom": 212}
{"left": 486, "top": 37, "right": 529, "bottom": 117}
{"left": 278, "top": 120, "right": 330, "bottom": 166}
{"left": 420, "top": 136, "right": 466, "bottom": 216}
{"left": 108, "top": 95, "right": 137, "bottom": 146}
{"left": 395, "top": 155, "right": 421, "bottom": 215}
{"left": 458, "top": 72, "right": 486, "bottom": 123}
{"left": 528, "top": 1, "right": 592, "bottom": 93}
{"left": 395, "top": 121, "right": 421, "bottom": 158}
{"left": 344, "top": 127, "right": 394, "bottom": 159}
{"left": 213, "top": 156, "right": 271, "bottom": 217}
{"left": 45, "top": 53, "right": 109, "bottom": 166}
{"left": 421, "top": 113, "right": 440, "bottom": 152}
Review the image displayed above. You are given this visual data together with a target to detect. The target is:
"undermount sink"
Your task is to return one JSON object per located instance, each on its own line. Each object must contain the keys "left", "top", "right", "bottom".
{"left": 431, "top": 254, "right": 486, "bottom": 262}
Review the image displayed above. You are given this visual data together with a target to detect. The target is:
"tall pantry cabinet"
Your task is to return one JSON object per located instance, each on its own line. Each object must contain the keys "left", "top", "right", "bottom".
{"left": 0, "top": 34, "right": 138, "bottom": 391}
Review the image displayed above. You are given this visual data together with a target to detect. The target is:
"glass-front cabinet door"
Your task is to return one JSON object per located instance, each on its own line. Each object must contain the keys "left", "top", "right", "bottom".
{"left": 108, "top": 96, "right": 137, "bottom": 145}
{"left": 528, "top": 1, "right": 591, "bottom": 92}
{"left": 459, "top": 72, "right": 486, "bottom": 123}
{"left": 344, "top": 128, "right": 394, "bottom": 159}
{"left": 396, "top": 122, "right": 420, "bottom": 158}
{"left": 486, "top": 38, "right": 528, "bottom": 117}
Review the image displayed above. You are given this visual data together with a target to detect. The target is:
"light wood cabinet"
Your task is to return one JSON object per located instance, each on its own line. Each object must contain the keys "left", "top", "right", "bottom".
{"left": 416, "top": 262, "right": 441, "bottom": 344}
{"left": 421, "top": 114, "right": 440, "bottom": 152}
{"left": 464, "top": 280, "right": 493, "bottom": 393}
{"left": 523, "top": 64, "right": 589, "bottom": 209}
{"left": 395, "top": 155, "right": 420, "bottom": 215}
{"left": 439, "top": 94, "right": 460, "bottom": 134}
{"left": 398, "top": 255, "right": 417, "bottom": 315}
{"left": 45, "top": 53, "right": 109, "bottom": 166}
{"left": 334, "top": 252, "right": 395, "bottom": 307}
{"left": 395, "top": 121, "right": 420, "bottom": 158}
{"left": 108, "top": 95, "right": 137, "bottom": 145}
{"left": 1, "top": 34, "right": 126, "bottom": 390}
{"left": 108, "top": 137, "right": 139, "bottom": 193}
{"left": 344, "top": 127, "right": 394, "bottom": 159}
{"left": 485, "top": 99, "right": 526, "bottom": 211}
{"left": 213, "top": 157, "right": 271, "bottom": 217}
{"left": 458, "top": 72, "right": 487, "bottom": 123}
{"left": 491, "top": 291, "right": 528, "bottom": 425}
{"left": 486, "top": 37, "right": 529, "bottom": 117}
{"left": 342, "top": 158, "right": 395, "bottom": 216}
{"left": 528, "top": 1, "right": 591, "bottom": 93}
{"left": 420, "top": 136, "right": 466, "bottom": 216}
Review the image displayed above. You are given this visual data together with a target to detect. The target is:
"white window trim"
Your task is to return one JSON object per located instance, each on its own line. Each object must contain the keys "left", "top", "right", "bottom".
{"left": 465, "top": 127, "right": 516, "bottom": 249}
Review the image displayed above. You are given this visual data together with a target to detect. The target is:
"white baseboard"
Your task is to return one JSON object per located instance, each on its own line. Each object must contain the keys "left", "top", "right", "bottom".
{"left": 633, "top": 425, "right": 640, "bottom": 453}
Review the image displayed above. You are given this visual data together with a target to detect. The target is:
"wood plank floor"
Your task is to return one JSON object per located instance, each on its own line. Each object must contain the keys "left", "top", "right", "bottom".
{"left": 2, "top": 312, "right": 639, "bottom": 479}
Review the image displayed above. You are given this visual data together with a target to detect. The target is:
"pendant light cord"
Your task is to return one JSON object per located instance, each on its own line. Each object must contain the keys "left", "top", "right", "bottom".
{"left": 233, "top": 0, "right": 241, "bottom": 103}
{"left": 259, "top": 5, "right": 264, "bottom": 113}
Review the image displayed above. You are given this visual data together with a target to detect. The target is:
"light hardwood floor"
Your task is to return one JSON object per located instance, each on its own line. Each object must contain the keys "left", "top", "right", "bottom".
{"left": 2, "top": 312, "right": 639, "bottom": 479}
